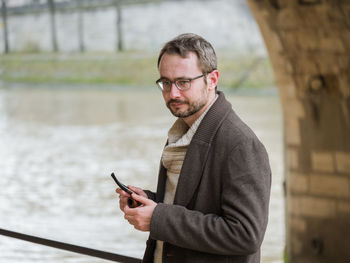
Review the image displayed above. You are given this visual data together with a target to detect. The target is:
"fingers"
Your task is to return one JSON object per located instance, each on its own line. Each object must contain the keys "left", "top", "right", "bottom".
{"left": 116, "top": 186, "right": 155, "bottom": 232}
{"left": 130, "top": 192, "right": 151, "bottom": 205}
{"left": 123, "top": 204, "right": 153, "bottom": 232}
{"left": 123, "top": 206, "right": 137, "bottom": 226}
{"left": 116, "top": 188, "right": 130, "bottom": 197}
{"left": 116, "top": 187, "right": 141, "bottom": 211}
{"left": 116, "top": 188, "right": 130, "bottom": 212}
{"left": 119, "top": 196, "right": 129, "bottom": 212}
{"left": 128, "top": 186, "right": 148, "bottom": 198}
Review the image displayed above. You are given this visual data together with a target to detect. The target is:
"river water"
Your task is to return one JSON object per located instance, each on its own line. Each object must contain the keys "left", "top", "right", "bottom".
{"left": 0, "top": 84, "right": 284, "bottom": 263}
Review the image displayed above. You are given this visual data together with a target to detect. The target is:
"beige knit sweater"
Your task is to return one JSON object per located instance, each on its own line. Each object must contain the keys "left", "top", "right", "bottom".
{"left": 153, "top": 96, "right": 217, "bottom": 263}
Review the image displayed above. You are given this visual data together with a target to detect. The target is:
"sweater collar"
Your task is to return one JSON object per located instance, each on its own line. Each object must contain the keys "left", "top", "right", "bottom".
{"left": 167, "top": 94, "right": 218, "bottom": 148}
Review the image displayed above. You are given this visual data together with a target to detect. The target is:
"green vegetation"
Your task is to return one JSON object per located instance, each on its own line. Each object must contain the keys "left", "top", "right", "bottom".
{"left": 0, "top": 51, "right": 275, "bottom": 90}
{"left": 283, "top": 246, "right": 288, "bottom": 263}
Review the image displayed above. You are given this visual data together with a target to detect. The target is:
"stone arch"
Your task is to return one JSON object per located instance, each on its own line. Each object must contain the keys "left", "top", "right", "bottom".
{"left": 246, "top": 1, "right": 350, "bottom": 262}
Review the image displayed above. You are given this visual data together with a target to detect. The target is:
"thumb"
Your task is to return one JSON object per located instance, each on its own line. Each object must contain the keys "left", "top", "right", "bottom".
{"left": 131, "top": 193, "right": 152, "bottom": 205}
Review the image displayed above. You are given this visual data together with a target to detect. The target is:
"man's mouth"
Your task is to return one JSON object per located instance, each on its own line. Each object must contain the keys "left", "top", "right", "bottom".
{"left": 168, "top": 100, "right": 187, "bottom": 108}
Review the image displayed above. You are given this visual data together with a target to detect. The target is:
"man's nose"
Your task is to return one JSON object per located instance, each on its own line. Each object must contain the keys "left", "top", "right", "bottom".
{"left": 169, "top": 83, "right": 181, "bottom": 98}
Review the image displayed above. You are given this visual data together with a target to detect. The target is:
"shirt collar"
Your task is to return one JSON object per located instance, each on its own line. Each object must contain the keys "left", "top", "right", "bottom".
{"left": 167, "top": 94, "right": 218, "bottom": 147}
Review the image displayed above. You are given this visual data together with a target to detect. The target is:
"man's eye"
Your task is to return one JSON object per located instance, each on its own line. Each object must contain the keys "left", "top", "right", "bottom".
{"left": 177, "top": 80, "right": 189, "bottom": 86}
{"left": 162, "top": 80, "right": 171, "bottom": 86}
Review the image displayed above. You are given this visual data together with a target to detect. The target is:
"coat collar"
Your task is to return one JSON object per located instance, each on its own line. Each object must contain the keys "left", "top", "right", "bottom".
{"left": 191, "top": 91, "right": 232, "bottom": 145}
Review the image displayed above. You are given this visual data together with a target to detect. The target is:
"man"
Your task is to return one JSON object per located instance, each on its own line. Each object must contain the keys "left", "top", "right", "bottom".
{"left": 116, "top": 33, "right": 271, "bottom": 263}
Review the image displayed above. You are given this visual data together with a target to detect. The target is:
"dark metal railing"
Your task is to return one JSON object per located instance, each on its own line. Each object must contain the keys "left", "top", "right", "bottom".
{"left": 0, "top": 228, "right": 141, "bottom": 263}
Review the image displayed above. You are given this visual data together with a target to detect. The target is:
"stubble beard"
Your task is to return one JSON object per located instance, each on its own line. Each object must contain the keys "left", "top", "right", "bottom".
{"left": 168, "top": 99, "right": 206, "bottom": 118}
{"left": 167, "top": 87, "right": 208, "bottom": 118}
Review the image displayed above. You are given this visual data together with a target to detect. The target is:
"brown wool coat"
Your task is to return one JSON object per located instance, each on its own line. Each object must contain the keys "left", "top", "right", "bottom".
{"left": 143, "top": 91, "right": 271, "bottom": 263}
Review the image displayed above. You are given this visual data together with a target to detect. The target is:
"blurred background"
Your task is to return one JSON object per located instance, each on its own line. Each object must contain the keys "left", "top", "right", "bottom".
{"left": 0, "top": 0, "right": 283, "bottom": 262}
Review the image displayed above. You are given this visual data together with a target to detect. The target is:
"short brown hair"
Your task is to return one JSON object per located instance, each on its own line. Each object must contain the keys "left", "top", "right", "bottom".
{"left": 157, "top": 33, "right": 217, "bottom": 74}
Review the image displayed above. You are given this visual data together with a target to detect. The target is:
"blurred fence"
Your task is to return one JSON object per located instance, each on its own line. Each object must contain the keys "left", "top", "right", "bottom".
{"left": 0, "top": 0, "right": 264, "bottom": 55}
{"left": 0, "top": 0, "right": 162, "bottom": 53}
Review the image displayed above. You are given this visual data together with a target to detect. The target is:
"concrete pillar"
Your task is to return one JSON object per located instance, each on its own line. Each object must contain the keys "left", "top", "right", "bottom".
{"left": 246, "top": 1, "right": 350, "bottom": 262}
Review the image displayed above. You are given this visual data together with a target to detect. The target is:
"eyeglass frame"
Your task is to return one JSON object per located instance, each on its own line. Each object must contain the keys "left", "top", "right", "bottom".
{"left": 156, "top": 73, "right": 206, "bottom": 92}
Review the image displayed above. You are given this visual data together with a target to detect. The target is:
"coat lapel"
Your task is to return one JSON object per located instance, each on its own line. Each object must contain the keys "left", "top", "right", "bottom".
{"left": 172, "top": 91, "right": 232, "bottom": 207}
{"left": 173, "top": 139, "right": 210, "bottom": 206}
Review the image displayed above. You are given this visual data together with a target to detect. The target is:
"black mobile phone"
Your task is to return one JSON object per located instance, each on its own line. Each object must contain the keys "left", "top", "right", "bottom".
{"left": 111, "top": 173, "right": 141, "bottom": 208}
{"left": 111, "top": 172, "right": 134, "bottom": 195}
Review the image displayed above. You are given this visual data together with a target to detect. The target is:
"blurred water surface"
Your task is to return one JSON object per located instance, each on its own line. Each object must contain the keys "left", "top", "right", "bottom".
{"left": 0, "top": 85, "right": 284, "bottom": 263}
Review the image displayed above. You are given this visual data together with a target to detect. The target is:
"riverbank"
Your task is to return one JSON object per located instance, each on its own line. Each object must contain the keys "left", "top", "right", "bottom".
{"left": 0, "top": 52, "right": 274, "bottom": 91}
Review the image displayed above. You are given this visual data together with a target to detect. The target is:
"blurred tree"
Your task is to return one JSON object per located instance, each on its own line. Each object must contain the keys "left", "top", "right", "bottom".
{"left": 77, "top": 0, "right": 85, "bottom": 52}
{"left": 47, "top": 0, "right": 58, "bottom": 52}
{"left": 1, "top": 0, "right": 9, "bottom": 53}
{"left": 115, "top": 0, "right": 123, "bottom": 52}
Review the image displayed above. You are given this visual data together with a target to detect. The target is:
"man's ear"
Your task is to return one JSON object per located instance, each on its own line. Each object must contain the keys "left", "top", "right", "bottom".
{"left": 207, "top": 70, "right": 219, "bottom": 90}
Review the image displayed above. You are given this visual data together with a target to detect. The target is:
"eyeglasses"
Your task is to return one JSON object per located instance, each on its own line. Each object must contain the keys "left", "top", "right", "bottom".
{"left": 156, "top": 74, "right": 205, "bottom": 92}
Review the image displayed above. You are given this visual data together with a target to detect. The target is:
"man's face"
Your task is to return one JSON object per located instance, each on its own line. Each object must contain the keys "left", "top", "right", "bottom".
{"left": 158, "top": 52, "right": 212, "bottom": 125}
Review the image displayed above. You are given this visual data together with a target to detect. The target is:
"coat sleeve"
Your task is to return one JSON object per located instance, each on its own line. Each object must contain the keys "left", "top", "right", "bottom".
{"left": 149, "top": 138, "right": 271, "bottom": 255}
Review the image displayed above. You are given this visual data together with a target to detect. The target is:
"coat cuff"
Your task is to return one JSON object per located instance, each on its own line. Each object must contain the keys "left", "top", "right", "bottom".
{"left": 150, "top": 203, "right": 169, "bottom": 241}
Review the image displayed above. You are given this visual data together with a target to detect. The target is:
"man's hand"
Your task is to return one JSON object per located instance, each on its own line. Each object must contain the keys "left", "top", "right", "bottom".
{"left": 116, "top": 185, "right": 147, "bottom": 212}
{"left": 123, "top": 193, "right": 157, "bottom": 232}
